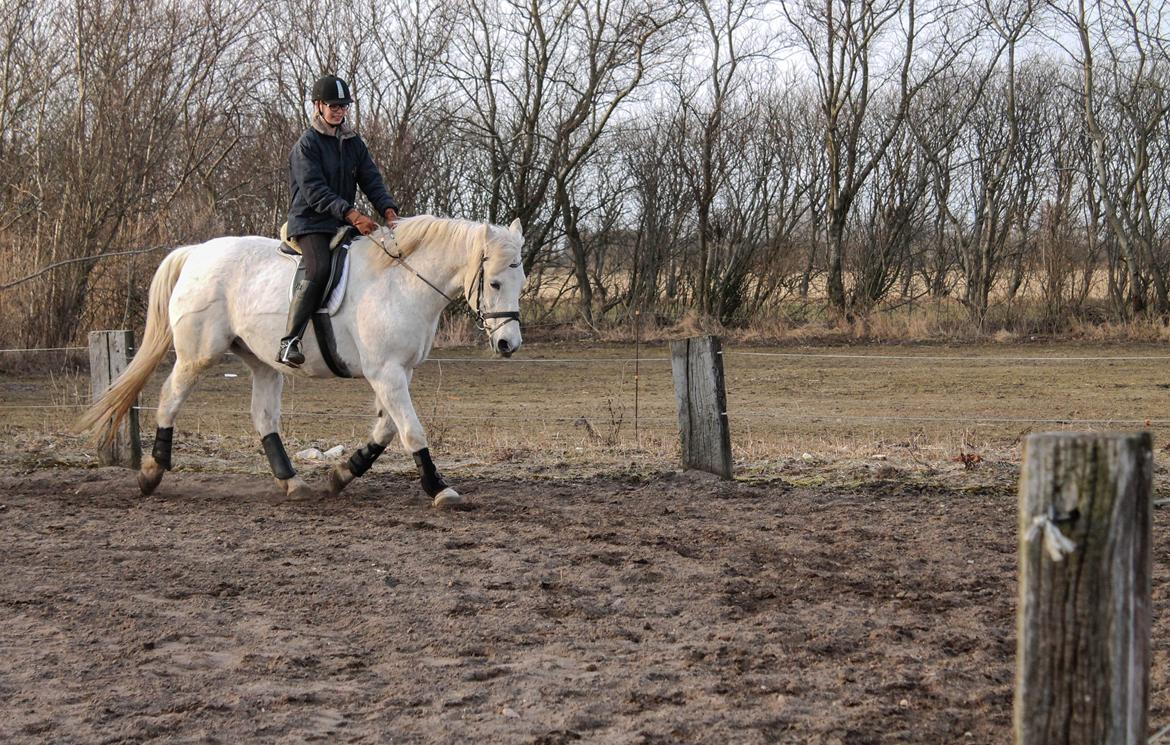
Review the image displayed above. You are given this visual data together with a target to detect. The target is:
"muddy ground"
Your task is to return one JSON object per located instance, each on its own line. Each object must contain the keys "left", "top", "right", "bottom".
{"left": 3, "top": 462, "right": 1170, "bottom": 744}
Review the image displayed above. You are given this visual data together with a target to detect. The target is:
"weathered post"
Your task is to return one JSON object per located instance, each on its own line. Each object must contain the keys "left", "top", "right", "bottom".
{"left": 88, "top": 330, "right": 141, "bottom": 468}
{"left": 670, "top": 335, "right": 732, "bottom": 479}
{"left": 1015, "top": 432, "right": 1151, "bottom": 745}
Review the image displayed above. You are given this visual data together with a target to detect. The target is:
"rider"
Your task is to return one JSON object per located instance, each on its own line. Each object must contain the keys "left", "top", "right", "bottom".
{"left": 278, "top": 73, "right": 400, "bottom": 367}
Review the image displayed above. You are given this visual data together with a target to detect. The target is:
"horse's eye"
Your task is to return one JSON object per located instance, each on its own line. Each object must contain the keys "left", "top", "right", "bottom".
{"left": 490, "top": 281, "right": 501, "bottom": 290}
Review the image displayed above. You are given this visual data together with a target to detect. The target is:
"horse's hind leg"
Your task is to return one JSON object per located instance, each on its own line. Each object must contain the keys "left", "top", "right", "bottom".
{"left": 138, "top": 355, "right": 216, "bottom": 496}
{"left": 329, "top": 407, "right": 398, "bottom": 497}
{"left": 238, "top": 353, "right": 313, "bottom": 500}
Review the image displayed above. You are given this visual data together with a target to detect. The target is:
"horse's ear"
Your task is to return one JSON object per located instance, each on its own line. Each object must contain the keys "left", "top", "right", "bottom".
{"left": 508, "top": 218, "right": 522, "bottom": 235}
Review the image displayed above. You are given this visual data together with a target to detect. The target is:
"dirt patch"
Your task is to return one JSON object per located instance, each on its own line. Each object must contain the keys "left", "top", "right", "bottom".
{"left": 6, "top": 340, "right": 1170, "bottom": 741}
{"left": 3, "top": 465, "right": 1170, "bottom": 743}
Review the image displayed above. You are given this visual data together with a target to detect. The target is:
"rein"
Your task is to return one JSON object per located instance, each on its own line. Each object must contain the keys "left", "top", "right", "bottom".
{"left": 371, "top": 230, "right": 520, "bottom": 333}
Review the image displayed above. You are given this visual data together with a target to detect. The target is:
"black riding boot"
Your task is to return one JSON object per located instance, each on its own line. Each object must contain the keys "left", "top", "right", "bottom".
{"left": 277, "top": 279, "right": 324, "bottom": 367}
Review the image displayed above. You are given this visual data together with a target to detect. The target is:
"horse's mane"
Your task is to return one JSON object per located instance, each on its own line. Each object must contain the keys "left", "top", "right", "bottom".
{"left": 362, "top": 214, "right": 488, "bottom": 271}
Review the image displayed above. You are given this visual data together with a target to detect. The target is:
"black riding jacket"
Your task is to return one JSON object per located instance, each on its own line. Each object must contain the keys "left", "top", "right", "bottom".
{"left": 287, "top": 115, "right": 398, "bottom": 237}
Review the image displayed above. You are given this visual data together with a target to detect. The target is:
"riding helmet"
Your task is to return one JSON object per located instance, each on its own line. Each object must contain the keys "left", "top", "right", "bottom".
{"left": 311, "top": 74, "right": 353, "bottom": 105}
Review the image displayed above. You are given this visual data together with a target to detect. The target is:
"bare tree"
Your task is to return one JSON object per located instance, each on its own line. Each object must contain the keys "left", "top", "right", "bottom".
{"left": 952, "top": 0, "right": 1039, "bottom": 324}
{"left": 1, "top": 0, "right": 255, "bottom": 346}
{"left": 359, "top": 0, "right": 459, "bottom": 213}
{"left": 8, "top": 0, "right": 1170, "bottom": 346}
{"left": 1054, "top": 0, "right": 1170, "bottom": 317}
{"left": 447, "top": 0, "right": 680, "bottom": 296}
{"left": 671, "top": 0, "right": 769, "bottom": 320}
{"left": 783, "top": 0, "right": 985, "bottom": 317}
{"left": 613, "top": 110, "right": 694, "bottom": 317}
{"left": 1032, "top": 71, "right": 1096, "bottom": 327}
{"left": 852, "top": 120, "right": 930, "bottom": 312}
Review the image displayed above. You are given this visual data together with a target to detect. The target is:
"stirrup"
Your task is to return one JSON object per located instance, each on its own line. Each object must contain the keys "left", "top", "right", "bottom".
{"left": 278, "top": 338, "right": 305, "bottom": 367}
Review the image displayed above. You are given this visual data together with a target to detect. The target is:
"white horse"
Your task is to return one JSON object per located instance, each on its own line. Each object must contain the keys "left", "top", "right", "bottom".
{"left": 77, "top": 215, "right": 526, "bottom": 506}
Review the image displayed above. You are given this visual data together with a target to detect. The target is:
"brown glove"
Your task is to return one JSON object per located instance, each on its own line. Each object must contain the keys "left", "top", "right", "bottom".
{"left": 345, "top": 209, "right": 377, "bottom": 235}
{"left": 384, "top": 207, "right": 399, "bottom": 226}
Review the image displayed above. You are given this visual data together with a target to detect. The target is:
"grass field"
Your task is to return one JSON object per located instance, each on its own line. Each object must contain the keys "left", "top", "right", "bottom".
{"left": 3, "top": 339, "right": 1169, "bottom": 487}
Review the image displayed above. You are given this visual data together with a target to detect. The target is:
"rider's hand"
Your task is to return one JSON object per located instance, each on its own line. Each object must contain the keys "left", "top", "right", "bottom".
{"left": 346, "top": 209, "right": 377, "bottom": 235}
{"left": 384, "top": 208, "right": 399, "bottom": 226}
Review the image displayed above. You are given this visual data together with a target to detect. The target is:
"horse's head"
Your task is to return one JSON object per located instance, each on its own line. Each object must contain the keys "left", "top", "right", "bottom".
{"left": 469, "top": 218, "right": 526, "bottom": 357}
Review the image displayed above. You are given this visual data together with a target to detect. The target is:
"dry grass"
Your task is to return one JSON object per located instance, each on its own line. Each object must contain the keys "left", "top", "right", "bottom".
{"left": 433, "top": 313, "right": 477, "bottom": 348}
{"left": 3, "top": 340, "right": 1169, "bottom": 492}
{"left": 567, "top": 300, "right": 1170, "bottom": 347}
{"left": 522, "top": 266, "right": 1170, "bottom": 345}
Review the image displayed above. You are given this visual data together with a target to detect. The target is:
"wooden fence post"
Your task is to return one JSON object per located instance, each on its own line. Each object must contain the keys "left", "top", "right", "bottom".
{"left": 1015, "top": 432, "right": 1151, "bottom": 745}
{"left": 88, "top": 330, "right": 141, "bottom": 468}
{"left": 670, "top": 335, "right": 732, "bottom": 479}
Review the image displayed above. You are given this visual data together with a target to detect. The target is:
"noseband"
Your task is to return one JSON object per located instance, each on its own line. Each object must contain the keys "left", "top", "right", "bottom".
{"left": 469, "top": 256, "right": 522, "bottom": 333}
{"left": 373, "top": 231, "right": 521, "bottom": 334}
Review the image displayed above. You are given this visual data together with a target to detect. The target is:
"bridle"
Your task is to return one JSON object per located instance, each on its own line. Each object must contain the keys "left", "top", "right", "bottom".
{"left": 468, "top": 254, "right": 522, "bottom": 332}
{"left": 372, "top": 230, "right": 521, "bottom": 334}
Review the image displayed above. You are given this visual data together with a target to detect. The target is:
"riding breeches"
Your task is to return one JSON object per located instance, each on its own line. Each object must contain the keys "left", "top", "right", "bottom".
{"left": 295, "top": 232, "right": 333, "bottom": 284}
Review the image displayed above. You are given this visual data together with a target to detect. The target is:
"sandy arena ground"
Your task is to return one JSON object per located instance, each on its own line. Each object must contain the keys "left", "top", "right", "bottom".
{"left": 4, "top": 341, "right": 1170, "bottom": 742}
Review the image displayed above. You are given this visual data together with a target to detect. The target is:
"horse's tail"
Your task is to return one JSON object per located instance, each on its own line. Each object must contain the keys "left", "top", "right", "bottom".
{"left": 77, "top": 246, "right": 193, "bottom": 445}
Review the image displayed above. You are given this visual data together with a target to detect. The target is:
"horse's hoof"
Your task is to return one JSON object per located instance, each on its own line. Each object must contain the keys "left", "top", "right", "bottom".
{"left": 276, "top": 476, "right": 316, "bottom": 501}
{"left": 137, "top": 457, "right": 165, "bottom": 496}
{"left": 328, "top": 466, "right": 353, "bottom": 497}
{"left": 432, "top": 487, "right": 462, "bottom": 508}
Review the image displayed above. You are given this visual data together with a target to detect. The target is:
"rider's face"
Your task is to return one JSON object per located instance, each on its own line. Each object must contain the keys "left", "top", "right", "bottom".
{"left": 316, "top": 101, "right": 348, "bottom": 126}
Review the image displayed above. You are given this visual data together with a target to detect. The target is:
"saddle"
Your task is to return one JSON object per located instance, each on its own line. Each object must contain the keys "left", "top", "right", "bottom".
{"left": 278, "top": 223, "right": 356, "bottom": 378}
{"left": 278, "top": 223, "right": 353, "bottom": 315}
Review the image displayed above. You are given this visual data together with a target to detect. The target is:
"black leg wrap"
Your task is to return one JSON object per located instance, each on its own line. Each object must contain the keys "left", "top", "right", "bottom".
{"left": 151, "top": 427, "right": 174, "bottom": 470}
{"left": 262, "top": 432, "right": 296, "bottom": 480}
{"left": 413, "top": 447, "right": 449, "bottom": 498}
{"left": 346, "top": 441, "right": 386, "bottom": 478}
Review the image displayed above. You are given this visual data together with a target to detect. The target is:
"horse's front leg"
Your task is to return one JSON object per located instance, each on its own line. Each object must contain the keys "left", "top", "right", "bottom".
{"left": 328, "top": 408, "right": 397, "bottom": 497}
{"left": 365, "top": 365, "right": 461, "bottom": 508}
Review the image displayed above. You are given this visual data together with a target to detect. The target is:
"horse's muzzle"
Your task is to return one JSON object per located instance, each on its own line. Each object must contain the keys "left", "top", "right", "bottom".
{"left": 496, "top": 338, "right": 514, "bottom": 357}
